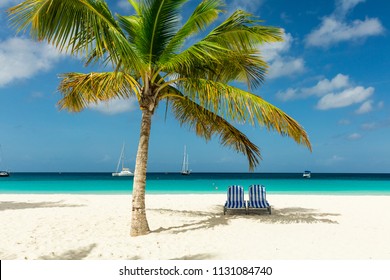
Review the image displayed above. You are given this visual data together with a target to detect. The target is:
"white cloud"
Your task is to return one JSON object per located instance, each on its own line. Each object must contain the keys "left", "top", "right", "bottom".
{"left": 361, "top": 122, "right": 377, "bottom": 130}
{"left": 261, "top": 32, "right": 294, "bottom": 61}
{"left": 336, "top": 0, "right": 365, "bottom": 16}
{"left": 306, "top": 0, "right": 385, "bottom": 47}
{"left": 355, "top": 100, "right": 373, "bottom": 114}
{"left": 260, "top": 32, "right": 305, "bottom": 79}
{"left": 267, "top": 58, "right": 305, "bottom": 79}
{"left": 316, "top": 86, "right": 374, "bottom": 110}
{"left": 0, "top": 38, "right": 63, "bottom": 87}
{"left": 307, "top": 17, "right": 384, "bottom": 47}
{"left": 347, "top": 132, "right": 362, "bottom": 140}
{"left": 276, "top": 88, "right": 299, "bottom": 102}
{"left": 227, "top": 0, "right": 264, "bottom": 14}
{"left": 361, "top": 118, "right": 390, "bottom": 131}
{"left": 338, "top": 119, "right": 351, "bottom": 125}
{"left": 306, "top": 74, "right": 350, "bottom": 96}
{"left": 358, "top": 100, "right": 384, "bottom": 114}
{"left": 278, "top": 73, "right": 375, "bottom": 111}
{"left": 88, "top": 98, "right": 137, "bottom": 115}
{"left": 277, "top": 73, "right": 351, "bottom": 101}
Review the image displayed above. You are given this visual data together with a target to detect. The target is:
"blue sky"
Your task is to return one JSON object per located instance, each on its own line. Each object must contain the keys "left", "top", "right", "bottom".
{"left": 0, "top": 0, "right": 389, "bottom": 173}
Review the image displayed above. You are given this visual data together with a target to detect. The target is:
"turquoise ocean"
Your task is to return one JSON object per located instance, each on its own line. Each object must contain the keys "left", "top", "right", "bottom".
{"left": 1, "top": 172, "right": 390, "bottom": 195}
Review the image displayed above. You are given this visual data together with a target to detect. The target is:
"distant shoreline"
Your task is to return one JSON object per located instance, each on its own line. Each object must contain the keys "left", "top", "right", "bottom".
{"left": 1, "top": 172, "right": 390, "bottom": 195}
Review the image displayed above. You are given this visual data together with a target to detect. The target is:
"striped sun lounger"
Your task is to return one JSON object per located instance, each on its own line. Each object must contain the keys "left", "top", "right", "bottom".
{"left": 247, "top": 185, "right": 271, "bottom": 214}
{"left": 224, "top": 185, "right": 247, "bottom": 215}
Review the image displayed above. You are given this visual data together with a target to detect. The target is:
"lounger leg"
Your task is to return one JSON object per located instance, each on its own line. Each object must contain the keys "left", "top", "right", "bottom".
{"left": 268, "top": 207, "right": 272, "bottom": 215}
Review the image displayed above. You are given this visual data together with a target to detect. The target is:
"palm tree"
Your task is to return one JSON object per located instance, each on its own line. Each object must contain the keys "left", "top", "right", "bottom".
{"left": 9, "top": 0, "right": 311, "bottom": 236}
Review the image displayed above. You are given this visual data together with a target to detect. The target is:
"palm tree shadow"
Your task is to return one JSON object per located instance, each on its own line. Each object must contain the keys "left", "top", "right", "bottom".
{"left": 151, "top": 208, "right": 230, "bottom": 234}
{"left": 39, "top": 243, "right": 97, "bottom": 260}
{"left": 150, "top": 205, "right": 340, "bottom": 234}
{"left": 0, "top": 201, "right": 85, "bottom": 211}
{"left": 248, "top": 207, "right": 340, "bottom": 224}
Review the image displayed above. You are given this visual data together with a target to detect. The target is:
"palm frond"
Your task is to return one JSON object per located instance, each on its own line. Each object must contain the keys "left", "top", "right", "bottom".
{"left": 117, "top": 14, "right": 142, "bottom": 44}
{"left": 168, "top": 50, "right": 268, "bottom": 89}
{"left": 8, "top": 0, "right": 140, "bottom": 69}
{"left": 165, "top": 88, "right": 261, "bottom": 170}
{"left": 162, "top": 40, "right": 230, "bottom": 77}
{"left": 211, "top": 52, "right": 269, "bottom": 88}
{"left": 177, "top": 79, "right": 312, "bottom": 150}
{"left": 58, "top": 72, "right": 141, "bottom": 112}
{"left": 127, "top": 0, "right": 141, "bottom": 15}
{"left": 207, "top": 10, "right": 283, "bottom": 51}
{"left": 134, "top": 0, "right": 187, "bottom": 65}
{"left": 162, "top": 10, "right": 282, "bottom": 88}
{"left": 159, "top": 0, "right": 223, "bottom": 64}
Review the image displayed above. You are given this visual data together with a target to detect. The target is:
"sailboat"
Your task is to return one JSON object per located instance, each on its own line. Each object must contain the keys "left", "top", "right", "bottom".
{"left": 0, "top": 145, "right": 10, "bottom": 177}
{"left": 112, "top": 143, "right": 133, "bottom": 177}
{"left": 181, "top": 146, "right": 191, "bottom": 175}
{"left": 303, "top": 170, "right": 311, "bottom": 179}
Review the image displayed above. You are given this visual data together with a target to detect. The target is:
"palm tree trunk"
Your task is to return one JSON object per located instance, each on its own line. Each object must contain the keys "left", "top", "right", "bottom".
{"left": 130, "top": 109, "right": 153, "bottom": 236}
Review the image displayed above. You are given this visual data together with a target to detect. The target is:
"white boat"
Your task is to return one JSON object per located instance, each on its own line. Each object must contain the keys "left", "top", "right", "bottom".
{"left": 0, "top": 145, "right": 9, "bottom": 177}
{"left": 181, "top": 146, "right": 191, "bottom": 175}
{"left": 112, "top": 143, "right": 134, "bottom": 177}
{"left": 303, "top": 170, "right": 311, "bottom": 178}
{"left": 0, "top": 171, "right": 10, "bottom": 177}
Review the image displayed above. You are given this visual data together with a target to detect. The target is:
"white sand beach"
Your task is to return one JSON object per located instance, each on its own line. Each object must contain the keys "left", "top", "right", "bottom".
{"left": 0, "top": 194, "right": 390, "bottom": 260}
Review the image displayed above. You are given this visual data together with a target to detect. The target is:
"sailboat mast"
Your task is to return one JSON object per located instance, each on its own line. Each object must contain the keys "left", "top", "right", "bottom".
{"left": 0, "top": 145, "right": 4, "bottom": 169}
{"left": 181, "top": 145, "right": 191, "bottom": 175}
{"left": 182, "top": 146, "right": 187, "bottom": 172}
{"left": 121, "top": 145, "right": 125, "bottom": 170}
{"left": 116, "top": 143, "right": 125, "bottom": 172}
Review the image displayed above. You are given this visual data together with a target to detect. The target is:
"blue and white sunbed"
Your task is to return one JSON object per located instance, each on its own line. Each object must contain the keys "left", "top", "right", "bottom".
{"left": 223, "top": 185, "right": 247, "bottom": 215}
{"left": 247, "top": 185, "right": 271, "bottom": 214}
